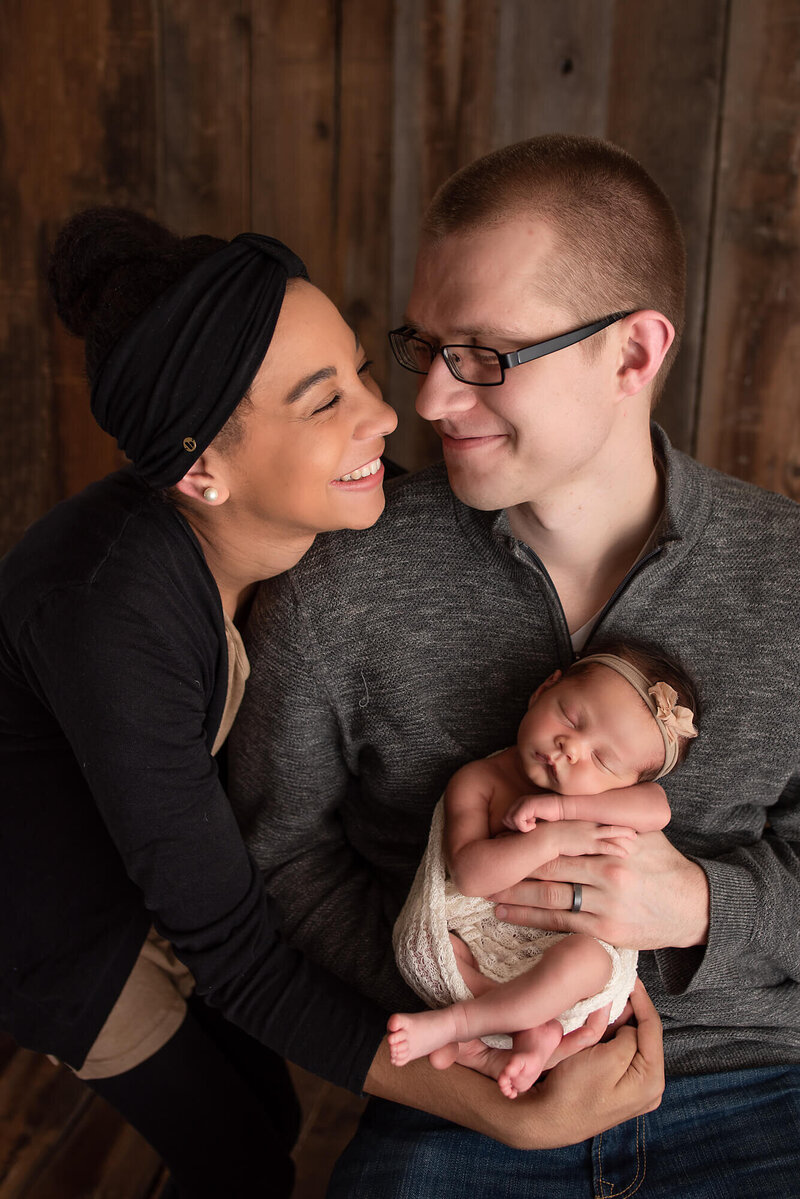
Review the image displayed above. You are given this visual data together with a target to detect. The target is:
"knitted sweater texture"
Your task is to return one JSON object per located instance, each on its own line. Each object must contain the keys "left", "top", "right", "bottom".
{"left": 230, "top": 427, "right": 800, "bottom": 1076}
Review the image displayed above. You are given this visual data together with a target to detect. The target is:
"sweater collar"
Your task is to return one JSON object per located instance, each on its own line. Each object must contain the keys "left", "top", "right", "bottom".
{"left": 479, "top": 423, "right": 712, "bottom": 559}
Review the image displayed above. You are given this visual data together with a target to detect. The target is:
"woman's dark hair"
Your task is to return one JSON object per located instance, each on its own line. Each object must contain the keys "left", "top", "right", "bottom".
{"left": 568, "top": 638, "right": 700, "bottom": 779}
{"left": 48, "top": 207, "right": 227, "bottom": 382}
{"left": 47, "top": 207, "right": 251, "bottom": 455}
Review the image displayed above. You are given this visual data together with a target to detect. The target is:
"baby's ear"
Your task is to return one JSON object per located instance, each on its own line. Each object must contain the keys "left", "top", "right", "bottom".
{"left": 529, "top": 669, "right": 562, "bottom": 707}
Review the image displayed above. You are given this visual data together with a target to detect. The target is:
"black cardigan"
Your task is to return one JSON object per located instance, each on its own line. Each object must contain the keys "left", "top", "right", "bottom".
{"left": 0, "top": 470, "right": 385, "bottom": 1091}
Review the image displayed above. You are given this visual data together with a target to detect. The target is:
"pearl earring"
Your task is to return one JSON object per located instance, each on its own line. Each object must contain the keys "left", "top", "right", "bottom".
{"left": 203, "top": 487, "right": 219, "bottom": 502}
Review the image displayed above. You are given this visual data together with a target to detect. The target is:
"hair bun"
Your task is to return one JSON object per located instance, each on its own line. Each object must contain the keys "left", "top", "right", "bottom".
{"left": 47, "top": 207, "right": 227, "bottom": 379}
{"left": 47, "top": 208, "right": 176, "bottom": 336}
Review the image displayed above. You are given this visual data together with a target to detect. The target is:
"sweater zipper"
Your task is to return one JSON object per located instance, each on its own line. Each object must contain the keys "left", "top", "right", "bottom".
{"left": 580, "top": 546, "right": 664, "bottom": 654}
{"left": 515, "top": 542, "right": 664, "bottom": 662}
{"left": 514, "top": 542, "right": 572, "bottom": 665}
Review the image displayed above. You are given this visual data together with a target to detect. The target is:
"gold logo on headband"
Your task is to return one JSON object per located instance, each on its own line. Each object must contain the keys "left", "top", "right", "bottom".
{"left": 183, "top": 437, "right": 197, "bottom": 452}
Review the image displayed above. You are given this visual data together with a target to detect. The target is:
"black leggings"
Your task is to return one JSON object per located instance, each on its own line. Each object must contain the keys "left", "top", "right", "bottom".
{"left": 86, "top": 995, "right": 301, "bottom": 1198}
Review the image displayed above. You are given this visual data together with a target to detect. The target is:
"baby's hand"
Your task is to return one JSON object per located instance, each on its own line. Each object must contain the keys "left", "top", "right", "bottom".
{"left": 556, "top": 820, "right": 637, "bottom": 858}
{"left": 503, "top": 793, "right": 565, "bottom": 831}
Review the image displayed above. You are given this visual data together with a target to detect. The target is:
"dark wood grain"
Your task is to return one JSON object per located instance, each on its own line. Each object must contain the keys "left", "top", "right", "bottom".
{"left": 0, "top": 1036, "right": 164, "bottom": 1199}
{"left": 3, "top": 0, "right": 798, "bottom": 547}
{"left": 607, "top": 0, "right": 728, "bottom": 455}
{"left": 493, "top": 0, "right": 614, "bottom": 143}
{"left": 156, "top": 0, "right": 253, "bottom": 237}
{"left": 696, "top": 0, "right": 800, "bottom": 497}
{"left": 250, "top": 0, "right": 338, "bottom": 295}
{"left": 0, "top": 0, "right": 156, "bottom": 554}
{"left": 22, "top": 1098, "right": 164, "bottom": 1199}
{"left": 337, "top": 0, "right": 394, "bottom": 387}
{"left": 388, "top": 0, "right": 502, "bottom": 468}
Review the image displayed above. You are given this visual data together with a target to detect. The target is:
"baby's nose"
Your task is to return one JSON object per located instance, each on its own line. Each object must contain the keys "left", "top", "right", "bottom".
{"left": 557, "top": 735, "right": 580, "bottom": 765}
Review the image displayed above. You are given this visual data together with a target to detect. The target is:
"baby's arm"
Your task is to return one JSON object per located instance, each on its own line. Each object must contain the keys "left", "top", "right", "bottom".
{"left": 444, "top": 761, "right": 635, "bottom": 898}
{"left": 505, "top": 782, "right": 670, "bottom": 835}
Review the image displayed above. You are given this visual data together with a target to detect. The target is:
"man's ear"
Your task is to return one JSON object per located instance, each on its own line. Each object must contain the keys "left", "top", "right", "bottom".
{"left": 173, "top": 454, "right": 230, "bottom": 506}
{"left": 616, "top": 310, "right": 674, "bottom": 398}
{"left": 529, "top": 669, "right": 562, "bottom": 707}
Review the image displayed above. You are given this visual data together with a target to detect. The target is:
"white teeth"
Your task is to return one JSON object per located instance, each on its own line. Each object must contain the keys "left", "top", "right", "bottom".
{"left": 339, "top": 457, "right": 381, "bottom": 482}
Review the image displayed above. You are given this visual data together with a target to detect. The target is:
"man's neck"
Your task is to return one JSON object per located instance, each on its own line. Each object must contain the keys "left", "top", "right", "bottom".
{"left": 507, "top": 432, "right": 662, "bottom": 634}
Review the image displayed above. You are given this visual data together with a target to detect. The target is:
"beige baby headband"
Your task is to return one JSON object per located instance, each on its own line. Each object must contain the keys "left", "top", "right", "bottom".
{"left": 577, "top": 653, "right": 698, "bottom": 780}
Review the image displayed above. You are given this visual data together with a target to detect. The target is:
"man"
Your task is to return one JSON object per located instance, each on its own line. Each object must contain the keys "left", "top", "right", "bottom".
{"left": 230, "top": 135, "right": 800, "bottom": 1196}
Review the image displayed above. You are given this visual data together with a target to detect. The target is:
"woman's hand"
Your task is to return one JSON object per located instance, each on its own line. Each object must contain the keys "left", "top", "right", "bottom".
{"left": 491, "top": 829, "right": 710, "bottom": 950}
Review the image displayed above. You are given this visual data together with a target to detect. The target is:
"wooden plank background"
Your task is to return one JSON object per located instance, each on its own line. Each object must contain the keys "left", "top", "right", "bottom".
{"left": 2, "top": 0, "right": 799, "bottom": 557}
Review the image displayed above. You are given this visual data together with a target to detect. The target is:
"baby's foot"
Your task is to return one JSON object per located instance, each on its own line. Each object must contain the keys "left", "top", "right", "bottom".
{"left": 429, "top": 1042, "right": 460, "bottom": 1070}
{"left": 454, "top": 1040, "right": 512, "bottom": 1080}
{"left": 497, "top": 1020, "right": 563, "bottom": 1098}
{"left": 387, "top": 1009, "right": 459, "bottom": 1066}
{"left": 497, "top": 1051, "right": 545, "bottom": 1099}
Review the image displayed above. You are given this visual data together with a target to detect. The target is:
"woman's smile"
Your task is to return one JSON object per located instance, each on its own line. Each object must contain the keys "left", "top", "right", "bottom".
{"left": 333, "top": 455, "right": 385, "bottom": 484}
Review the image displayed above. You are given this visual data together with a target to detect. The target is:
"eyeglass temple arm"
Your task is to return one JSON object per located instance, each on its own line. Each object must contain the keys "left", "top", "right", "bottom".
{"left": 503, "top": 312, "right": 632, "bottom": 368}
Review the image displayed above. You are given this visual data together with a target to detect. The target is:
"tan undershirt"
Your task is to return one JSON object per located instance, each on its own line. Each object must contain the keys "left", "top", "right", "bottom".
{"left": 212, "top": 614, "right": 251, "bottom": 755}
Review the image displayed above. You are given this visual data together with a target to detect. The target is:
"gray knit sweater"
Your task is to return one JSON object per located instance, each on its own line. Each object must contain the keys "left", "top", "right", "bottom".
{"left": 230, "top": 426, "right": 800, "bottom": 1076}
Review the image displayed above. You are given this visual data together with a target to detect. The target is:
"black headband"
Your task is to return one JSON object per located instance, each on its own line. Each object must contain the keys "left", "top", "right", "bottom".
{"left": 90, "top": 233, "right": 308, "bottom": 488}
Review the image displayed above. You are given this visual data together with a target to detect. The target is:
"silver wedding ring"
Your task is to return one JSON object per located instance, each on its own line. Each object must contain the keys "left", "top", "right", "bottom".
{"left": 571, "top": 882, "right": 583, "bottom": 913}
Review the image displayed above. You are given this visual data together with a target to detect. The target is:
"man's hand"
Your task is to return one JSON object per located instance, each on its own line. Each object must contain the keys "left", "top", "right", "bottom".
{"left": 526, "top": 980, "right": 664, "bottom": 1146}
{"left": 543, "top": 1002, "right": 613, "bottom": 1068}
{"left": 491, "top": 829, "right": 710, "bottom": 949}
{"left": 364, "top": 981, "right": 665, "bottom": 1150}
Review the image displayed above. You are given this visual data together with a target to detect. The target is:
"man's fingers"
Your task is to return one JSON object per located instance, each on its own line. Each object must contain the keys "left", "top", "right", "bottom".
{"left": 599, "top": 981, "right": 664, "bottom": 1109}
{"left": 494, "top": 902, "right": 595, "bottom": 933}
{"left": 544, "top": 1002, "right": 614, "bottom": 1069}
{"left": 490, "top": 868, "right": 600, "bottom": 905}
{"left": 626, "top": 979, "right": 664, "bottom": 1066}
{"left": 583, "top": 1002, "right": 613, "bottom": 1039}
{"left": 598, "top": 825, "right": 637, "bottom": 841}
{"left": 605, "top": 998, "right": 633, "bottom": 1037}
{"left": 600, "top": 838, "right": 632, "bottom": 858}
{"left": 545, "top": 1003, "right": 612, "bottom": 1067}
{"left": 529, "top": 981, "right": 665, "bottom": 1144}
{"left": 491, "top": 880, "right": 580, "bottom": 909}
{"left": 561, "top": 982, "right": 662, "bottom": 1083}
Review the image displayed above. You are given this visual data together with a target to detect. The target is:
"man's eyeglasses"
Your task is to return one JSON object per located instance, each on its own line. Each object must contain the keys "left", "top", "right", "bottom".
{"left": 388, "top": 311, "right": 632, "bottom": 387}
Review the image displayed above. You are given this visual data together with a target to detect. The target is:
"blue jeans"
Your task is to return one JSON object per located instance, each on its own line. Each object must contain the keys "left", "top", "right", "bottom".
{"left": 328, "top": 1066, "right": 800, "bottom": 1198}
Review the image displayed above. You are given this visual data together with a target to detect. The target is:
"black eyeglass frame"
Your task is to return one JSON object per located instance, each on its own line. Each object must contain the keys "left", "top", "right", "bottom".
{"left": 388, "top": 310, "right": 633, "bottom": 386}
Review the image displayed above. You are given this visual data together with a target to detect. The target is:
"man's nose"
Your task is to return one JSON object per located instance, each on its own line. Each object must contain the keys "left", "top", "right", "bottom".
{"left": 414, "top": 355, "right": 478, "bottom": 423}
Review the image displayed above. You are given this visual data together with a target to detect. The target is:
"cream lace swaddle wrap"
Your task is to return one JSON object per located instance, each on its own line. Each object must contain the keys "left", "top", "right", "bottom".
{"left": 393, "top": 798, "right": 638, "bottom": 1048}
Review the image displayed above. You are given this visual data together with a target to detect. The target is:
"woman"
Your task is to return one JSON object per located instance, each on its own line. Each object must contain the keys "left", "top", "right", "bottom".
{"left": 0, "top": 210, "right": 663, "bottom": 1198}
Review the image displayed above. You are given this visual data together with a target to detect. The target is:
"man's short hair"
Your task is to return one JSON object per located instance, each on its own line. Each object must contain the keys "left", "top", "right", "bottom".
{"left": 422, "top": 134, "right": 686, "bottom": 391}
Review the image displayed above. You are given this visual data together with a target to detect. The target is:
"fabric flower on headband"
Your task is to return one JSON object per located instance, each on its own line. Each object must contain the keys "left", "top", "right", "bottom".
{"left": 648, "top": 682, "right": 698, "bottom": 743}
